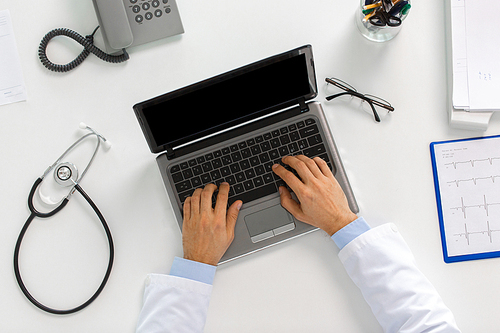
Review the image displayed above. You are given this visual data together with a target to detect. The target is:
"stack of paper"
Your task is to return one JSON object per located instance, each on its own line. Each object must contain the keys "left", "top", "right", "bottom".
{"left": 451, "top": 0, "right": 500, "bottom": 112}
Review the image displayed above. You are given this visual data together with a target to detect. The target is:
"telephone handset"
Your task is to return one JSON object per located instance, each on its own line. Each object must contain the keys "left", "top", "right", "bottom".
{"left": 92, "top": 0, "right": 134, "bottom": 51}
{"left": 92, "top": 0, "right": 184, "bottom": 54}
{"left": 38, "top": 0, "right": 184, "bottom": 72}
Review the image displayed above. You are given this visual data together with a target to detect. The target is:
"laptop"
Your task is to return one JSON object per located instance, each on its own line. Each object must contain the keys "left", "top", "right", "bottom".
{"left": 133, "top": 45, "right": 358, "bottom": 264}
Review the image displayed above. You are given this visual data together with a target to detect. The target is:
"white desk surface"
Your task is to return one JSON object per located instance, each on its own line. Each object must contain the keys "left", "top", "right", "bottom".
{"left": 1, "top": 1, "right": 499, "bottom": 332}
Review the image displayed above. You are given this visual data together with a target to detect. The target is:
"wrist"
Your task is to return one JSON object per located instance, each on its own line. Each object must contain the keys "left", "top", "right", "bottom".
{"left": 170, "top": 257, "right": 217, "bottom": 285}
{"left": 330, "top": 217, "right": 370, "bottom": 249}
{"left": 326, "top": 212, "right": 358, "bottom": 236}
{"left": 183, "top": 254, "right": 218, "bottom": 266}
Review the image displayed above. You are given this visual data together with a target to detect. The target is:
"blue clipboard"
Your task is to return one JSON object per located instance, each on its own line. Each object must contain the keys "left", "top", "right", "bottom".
{"left": 430, "top": 135, "right": 500, "bottom": 263}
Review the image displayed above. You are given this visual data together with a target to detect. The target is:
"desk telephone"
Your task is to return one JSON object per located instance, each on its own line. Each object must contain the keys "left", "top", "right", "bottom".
{"left": 92, "top": 0, "right": 184, "bottom": 53}
{"left": 39, "top": 0, "right": 184, "bottom": 72}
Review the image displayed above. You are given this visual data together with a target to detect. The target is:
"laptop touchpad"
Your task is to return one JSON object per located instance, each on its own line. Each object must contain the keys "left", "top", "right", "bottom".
{"left": 244, "top": 204, "right": 296, "bottom": 243}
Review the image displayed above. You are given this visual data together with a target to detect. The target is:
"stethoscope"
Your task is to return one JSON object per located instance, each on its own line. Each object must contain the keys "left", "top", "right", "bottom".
{"left": 13, "top": 123, "right": 114, "bottom": 315}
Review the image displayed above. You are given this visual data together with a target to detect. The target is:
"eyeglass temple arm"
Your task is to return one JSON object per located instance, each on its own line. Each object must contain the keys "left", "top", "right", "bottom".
{"left": 368, "top": 104, "right": 381, "bottom": 122}
{"left": 325, "top": 91, "right": 364, "bottom": 101}
{"left": 325, "top": 78, "right": 352, "bottom": 91}
{"left": 366, "top": 97, "right": 394, "bottom": 111}
{"left": 325, "top": 92, "right": 382, "bottom": 122}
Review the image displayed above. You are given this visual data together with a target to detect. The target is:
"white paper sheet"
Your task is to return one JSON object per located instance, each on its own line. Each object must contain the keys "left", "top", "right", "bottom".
{"left": 0, "top": 9, "right": 27, "bottom": 106}
{"left": 450, "top": 0, "right": 469, "bottom": 110}
{"left": 464, "top": 1, "right": 500, "bottom": 111}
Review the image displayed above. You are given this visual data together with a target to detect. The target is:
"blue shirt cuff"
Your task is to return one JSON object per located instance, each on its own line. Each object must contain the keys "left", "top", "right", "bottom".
{"left": 331, "top": 217, "right": 371, "bottom": 250}
{"left": 169, "top": 257, "right": 217, "bottom": 285}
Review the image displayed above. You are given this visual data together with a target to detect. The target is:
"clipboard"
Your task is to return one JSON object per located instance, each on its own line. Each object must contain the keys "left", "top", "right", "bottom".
{"left": 430, "top": 135, "right": 500, "bottom": 263}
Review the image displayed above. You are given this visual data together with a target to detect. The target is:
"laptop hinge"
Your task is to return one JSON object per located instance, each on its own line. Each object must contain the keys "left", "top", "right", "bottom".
{"left": 298, "top": 98, "right": 309, "bottom": 112}
{"left": 165, "top": 145, "right": 175, "bottom": 158}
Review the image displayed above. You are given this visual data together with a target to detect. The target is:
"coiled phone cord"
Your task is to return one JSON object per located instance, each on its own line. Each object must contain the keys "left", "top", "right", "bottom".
{"left": 38, "top": 26, "right": 129, "bottom": 73}
{"left": 13, "top": 181, "right": 114, "bottom": 315}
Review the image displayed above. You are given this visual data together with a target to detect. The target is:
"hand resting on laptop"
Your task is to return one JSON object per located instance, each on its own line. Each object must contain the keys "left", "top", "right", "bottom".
{"left": 181, "top": 155, "right": 357, "bottom": 265}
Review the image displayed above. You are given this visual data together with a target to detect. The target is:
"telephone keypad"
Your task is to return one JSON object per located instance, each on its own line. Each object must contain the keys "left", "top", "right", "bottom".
{"left": 127, "top": 0, "right": 174, "bottom": 25}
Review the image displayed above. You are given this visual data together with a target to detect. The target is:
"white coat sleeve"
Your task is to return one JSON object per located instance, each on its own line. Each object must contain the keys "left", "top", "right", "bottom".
{"left": 338, "top": 223, "right": 461, "bottom": 333}
{"left": 136, "top": 274, "right": 212, "bottom": 333}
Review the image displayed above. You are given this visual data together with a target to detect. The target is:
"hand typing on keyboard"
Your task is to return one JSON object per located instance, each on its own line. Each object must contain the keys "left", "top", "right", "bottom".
{"left": 171, "top": 118, "right": 333, "bottom": 209}
{"left": 272, "top": 155, "right": 358, "bottom": 236}
{"left": 182, "top": 183, "right": 243, "bottom": 266}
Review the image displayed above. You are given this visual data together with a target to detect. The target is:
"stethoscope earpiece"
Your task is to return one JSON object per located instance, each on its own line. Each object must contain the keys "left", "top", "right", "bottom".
{"left": 80, "top": 122, "right": 112, "bottom": 149}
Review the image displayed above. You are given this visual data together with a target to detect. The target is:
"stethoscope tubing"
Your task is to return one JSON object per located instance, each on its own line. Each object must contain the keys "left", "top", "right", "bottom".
{"left": 14, "top": 180, "right": 114, "bottom": 315}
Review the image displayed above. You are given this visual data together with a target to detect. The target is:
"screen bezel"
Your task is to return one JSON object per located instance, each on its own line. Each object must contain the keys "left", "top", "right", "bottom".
{"left": 134, "top": 45, "right": 317, "bottom": 154}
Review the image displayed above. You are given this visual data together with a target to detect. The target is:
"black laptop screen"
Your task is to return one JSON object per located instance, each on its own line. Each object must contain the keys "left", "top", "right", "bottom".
{"left": 135, "top": 47, "right": 316, "bottom": 153}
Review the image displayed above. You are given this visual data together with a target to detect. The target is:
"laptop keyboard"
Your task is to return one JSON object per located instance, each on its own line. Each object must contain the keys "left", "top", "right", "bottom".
{"left": 169, "top": 118, "right": 332, "bottom": 207}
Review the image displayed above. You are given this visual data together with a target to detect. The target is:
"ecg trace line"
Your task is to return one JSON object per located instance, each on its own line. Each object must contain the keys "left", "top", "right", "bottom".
{"left": 445, "top": 157, "right": 500, "bottom": 169}
{"left": 450, "top": 195, "right": 500, "bottom": 219}
{"left": 447, "top": 175, "right": 500, "bottom": 187}
{"left": 454, "top": 221, "right": 500, "bottom": 245}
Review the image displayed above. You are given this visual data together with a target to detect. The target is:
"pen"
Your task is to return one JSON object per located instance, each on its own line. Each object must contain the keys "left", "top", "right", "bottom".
{"left": 363, "top": 10, "right": 377, "bottom": 22}
{"left": 363, "top": 1, "right": 382, "bottom": 11}
{"left": 387, "top": 0, "right": 410, "bottom": 16}
{"left": 400, "top": 2, "right": 411, "bottom": 16}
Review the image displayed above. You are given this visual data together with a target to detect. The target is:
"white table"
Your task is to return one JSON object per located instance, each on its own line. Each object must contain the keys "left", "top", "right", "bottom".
{"left": 1, "top": 0, "right": 499, "bottom": 332}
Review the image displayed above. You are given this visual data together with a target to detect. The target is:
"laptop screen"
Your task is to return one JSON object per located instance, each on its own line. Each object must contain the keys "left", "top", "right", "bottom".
{"left": 134, "top": 45, "right": 317, "bottom": 154}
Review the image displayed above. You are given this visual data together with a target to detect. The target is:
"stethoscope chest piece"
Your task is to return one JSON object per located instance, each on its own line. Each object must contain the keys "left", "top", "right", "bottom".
{"left": 54, "top": 162, "right": 78, "bottom": 187}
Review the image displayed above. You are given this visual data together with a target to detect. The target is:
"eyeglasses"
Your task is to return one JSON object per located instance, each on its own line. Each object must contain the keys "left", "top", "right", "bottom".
{"left": 325, "top": 77, "right": 394, "bottom": 122}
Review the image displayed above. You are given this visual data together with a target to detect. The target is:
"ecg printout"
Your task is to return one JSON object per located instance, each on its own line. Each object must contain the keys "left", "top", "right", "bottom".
{"left": 432, "top": 136, "right": 500, "bottom": 259}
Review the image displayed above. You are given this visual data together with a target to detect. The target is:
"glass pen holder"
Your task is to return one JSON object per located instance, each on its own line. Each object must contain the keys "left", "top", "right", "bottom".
{"left": 356, "top": 0, "right": 411, "bottom": 42}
